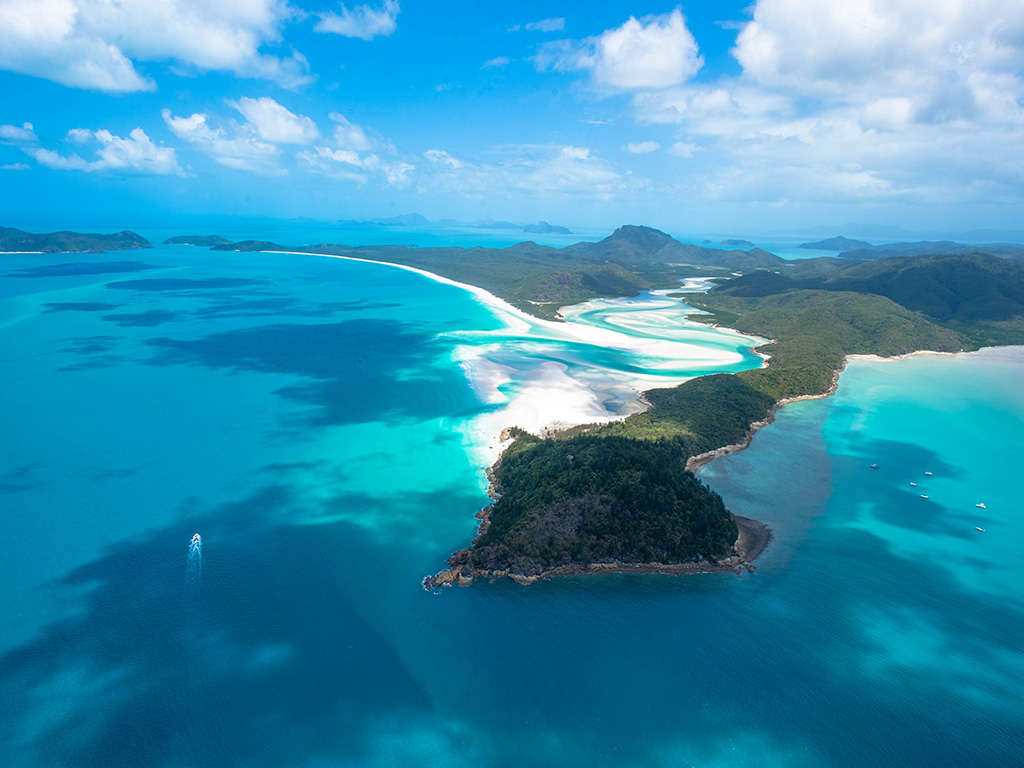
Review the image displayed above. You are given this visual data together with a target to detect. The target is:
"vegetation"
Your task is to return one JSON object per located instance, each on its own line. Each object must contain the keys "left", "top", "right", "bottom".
{"left": 164, "top": 235, "right": 233, "bottom": 246}
{"left": 205, "top": 228, "right": 1024, "bottom": 580}
{"left": 0, "top": 227, "right": 150, "bottom": 252}
{"left": 463, "top": 434, "right": 738, "bottom": 575}
{"left": 212, "top": 225, "right": 783, "bottom": 318}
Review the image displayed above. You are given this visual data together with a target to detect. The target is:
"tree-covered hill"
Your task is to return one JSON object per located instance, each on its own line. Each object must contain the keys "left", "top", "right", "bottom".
{"left": 455, "top": 434, "right": 739, "bottom": 578}
{"left": 0, "top": 227, "right": 150, "bottom": 252}
{"left": 718, "top": 252, "right": 1024, "bottom": 325}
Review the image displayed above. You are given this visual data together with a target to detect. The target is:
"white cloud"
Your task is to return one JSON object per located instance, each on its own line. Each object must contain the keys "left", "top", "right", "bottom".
{"left": 416, "top": 144, "right": 641, "bottom": 202}
{"left": 228, "top": 97, "right": 319, "bottom": 144}
{"left": 525, "top": 18, "right": 565, "bottom": 33}
{"left": 31, "top": 127, "right": 182, "bottom": 174}
{"left": 482, "top": 56, "right": 511, "bottom": 69}
{"left": 329, "top": 112, "right": 373, "bottom": 151}
{"left": 316, "top": 0, "right": 400, "bottom": 40}
{"left": 163, "top": 109, "right": 284, "bottom": 176}
{"left": 732, "top": 0, "right": 1024, "bottom": 123}
{"left": 423, "top": 149, "right": 462, "bottom": 168}
{"left": 2, "top": 162, "right": 30, "bottom": 170}
{"left": 625, "top": 141, "right": 660, "bottom": 154}
{"left": 0, "top": 0, "right": 310, "bottom": 92}
{"left": 0, "top": 122, "right": 36, "bottom": 143}
{"left": 668, "top": 141, "right": 697, "bottom": 158}
{"left": 536, "top": 9, "right": 702, "bottom": 90}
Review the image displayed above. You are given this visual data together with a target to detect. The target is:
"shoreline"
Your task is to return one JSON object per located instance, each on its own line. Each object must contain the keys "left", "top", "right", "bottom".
{"left": 686, "top": 364, "right": 844, "bottom": 473}
{"left": 685, "top": 346, "right": 990, "bottom": 474}
{"left": 425, "top": 514, "right": 770, "bottom": 588}
{"left": 271, "top": 248, "right": 764, "bottom": 462}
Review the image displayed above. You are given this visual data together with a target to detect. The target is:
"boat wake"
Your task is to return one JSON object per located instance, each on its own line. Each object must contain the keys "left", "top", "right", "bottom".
{"left": 187, "top": 533, "right": 202, "bottom": 586}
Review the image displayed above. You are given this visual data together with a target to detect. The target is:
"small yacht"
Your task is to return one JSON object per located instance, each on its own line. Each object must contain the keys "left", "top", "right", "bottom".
{"left": 976, "top": 527, "right": 986, "bottom": 532}
{"left": 920, "top": 494, "right": 929, "bottom": 499}
{"left": 910, "top": 482, "right": 917, "bottom": 487}
{"left": 870, "top": 463, "right": 879, "bottom": 469}
{"left": 924, "top": 471, "right": 933, "bottom": 476}
{"left": 189, "top": 533, "right": 201, "bottom": 551}
{"left": 976, "top": 503, "right": 987, "bottom": 509}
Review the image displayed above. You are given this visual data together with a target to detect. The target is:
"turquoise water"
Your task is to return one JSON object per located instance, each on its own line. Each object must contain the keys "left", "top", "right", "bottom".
{"left": 1, "top": 243, "right": 1022, "bottom": 766}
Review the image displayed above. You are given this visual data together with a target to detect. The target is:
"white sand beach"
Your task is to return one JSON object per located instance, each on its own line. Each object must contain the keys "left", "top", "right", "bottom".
{"left": 270, "top": 249, "right": 767, "bottom": 467}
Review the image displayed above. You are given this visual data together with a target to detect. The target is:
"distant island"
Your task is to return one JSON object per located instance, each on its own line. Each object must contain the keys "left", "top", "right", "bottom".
{"left": 523, "top": 221, "right": 572, "bottom": 235}
{"left": 164, "top": 235, "right": 233, "bottom": 246}
{"left": 0, "top": 227, "right": 150, "bottom": 253}
{"left": 798, "top": 235, "right": 874, "bottom": 251}
{"left": 719, "top": 239, "right": 755, "bottom": 248}
{"left": 170, "top": 224, "right": 1024, "bottom": 586}
{"left": 799, "top": 234, "right": 1024, "bottom": 264}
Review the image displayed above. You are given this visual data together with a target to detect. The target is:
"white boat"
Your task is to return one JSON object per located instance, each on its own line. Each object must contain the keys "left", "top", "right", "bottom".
{"left": 910, "top": 482, "right": 917, "bottom": 487}
{"left": 189, "top": 533, "right": 201, "bottom": 551}
{"left": 976, "top": 527, "right": 985, "bottom": 532}
{"left": 920, "top": 495, "right": 929, "bottom": 499}
{"left": 976, "top": 503, "right": 987, "bottom": 509}
{"left": 924, "top": 471, "right": 933, "bottom": 476}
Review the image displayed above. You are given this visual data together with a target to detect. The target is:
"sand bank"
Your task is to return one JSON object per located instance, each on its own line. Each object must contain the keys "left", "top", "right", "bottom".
{"left": 271, "top": 250, "right": 764, "bottom": 466}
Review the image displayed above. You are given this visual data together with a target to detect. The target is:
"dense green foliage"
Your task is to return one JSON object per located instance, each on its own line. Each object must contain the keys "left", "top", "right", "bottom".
{"left": 688, "top": 290, "right": 968, "bottom": 401}
{"left": 720, "top": 253, "right": 1024, "bottom": 325}
{"left": 0, "top": 227, "right": 150, "bottom": 252}
{"left": 467, "top": 435, "right": 738, "bottom": 574}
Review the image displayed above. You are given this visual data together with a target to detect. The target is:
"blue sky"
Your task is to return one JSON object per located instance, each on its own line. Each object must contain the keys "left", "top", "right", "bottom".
{"left": 1, "top": 0, "right": 1022, "bottom": 233}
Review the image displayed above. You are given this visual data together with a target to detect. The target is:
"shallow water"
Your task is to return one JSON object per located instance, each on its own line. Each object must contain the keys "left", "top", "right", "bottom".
{"left": 1, "top": 244, "right": 1022, "bottom": 767}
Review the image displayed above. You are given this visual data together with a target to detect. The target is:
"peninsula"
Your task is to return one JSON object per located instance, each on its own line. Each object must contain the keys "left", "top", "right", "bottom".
{"left": 193, "top": 226, "right": 1024, "bottom": 585}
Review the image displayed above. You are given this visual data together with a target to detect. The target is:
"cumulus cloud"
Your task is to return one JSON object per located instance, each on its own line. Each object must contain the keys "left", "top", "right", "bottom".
{"left": 0, "top": 122, "right": 37, "bottom": 143}
{"left": 31, "top": 127, "right": 182, "bottom": 174}
{"left": 329, "top": 112, "right": 373, "bottom": 151}
{"left": 228, "top": 97, "right": 320, "bottom": 144}
{"left": 536, "top": 0, "right": 1024, "bottom": 211}
{"left": 163, "top": 109, "right": 283, "bottom": 175}
{"left": 536, "top": 9, "right": 702, "bottom": 90}
{"left": 299, "top": 112, "right": 413, "bottom": 186}
{"left": 625, "top": 141, "right": 660, "bottom": 154}
{"left": 316, "top": 0, "right": 400, "bottom": 40}
{"left": 731, "top": 0, "right": 1024, "bottom": 124}
{"left": 0, "top": 0, "right": 310, "bottom": 92}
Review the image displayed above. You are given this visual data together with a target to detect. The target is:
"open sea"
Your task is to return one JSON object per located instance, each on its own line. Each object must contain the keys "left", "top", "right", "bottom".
{"left": 1, "top": 230, "right": 1022, "bottom": 767}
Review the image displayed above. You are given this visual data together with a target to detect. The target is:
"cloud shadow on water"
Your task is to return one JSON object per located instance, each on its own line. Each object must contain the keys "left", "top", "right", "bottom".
{"left": 0, "top": 485, "right": 470, "bottom": 768}
{"left": 6, "top": 262, "right": 159, "bottom": 278}
{"left": 143, "top": 319, "right": 472, "bottom": 426}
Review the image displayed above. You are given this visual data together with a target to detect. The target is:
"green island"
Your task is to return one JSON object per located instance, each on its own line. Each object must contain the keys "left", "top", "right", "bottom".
{"left": 201, "top": 226, "right": 1024, "bottom": 585}
{"left": 0, "top": 227, "right": 150, "bottom": 253}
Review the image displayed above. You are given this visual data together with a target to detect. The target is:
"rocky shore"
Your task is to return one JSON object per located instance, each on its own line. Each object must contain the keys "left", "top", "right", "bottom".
{"left": 424, "top": 513, "right": 770, "bottom": 589}
{"left": 686, "top": 364, "right": 844, "bottom": 473}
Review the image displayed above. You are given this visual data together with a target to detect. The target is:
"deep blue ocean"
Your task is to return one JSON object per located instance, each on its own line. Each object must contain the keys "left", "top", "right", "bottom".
{"left": 1, "top": 231, "right": 1022, "bottom": 767}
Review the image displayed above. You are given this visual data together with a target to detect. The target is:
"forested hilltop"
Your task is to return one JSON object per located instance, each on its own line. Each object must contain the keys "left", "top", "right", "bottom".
{"left": 0, "top": 227, "right": 150, "bottom": 253}
{"left": 182, "top": 225, "right": 1024, "bottom": 585}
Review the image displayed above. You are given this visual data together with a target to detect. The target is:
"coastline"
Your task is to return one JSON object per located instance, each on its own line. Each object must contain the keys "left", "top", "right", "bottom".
{"left": 685, "top": 346, "right": 983, "bottom": 474}
{"left": 425, "top": 514, "right": 770, "bottom": 588}
{"left": 270, "top": 248, "right": 763, "bottom": 465}
{"left": 686, "top": 364, "right": 844, "bottom": 473}
{"left": 270, "top": 248, "right": 784, "bottom": 586}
